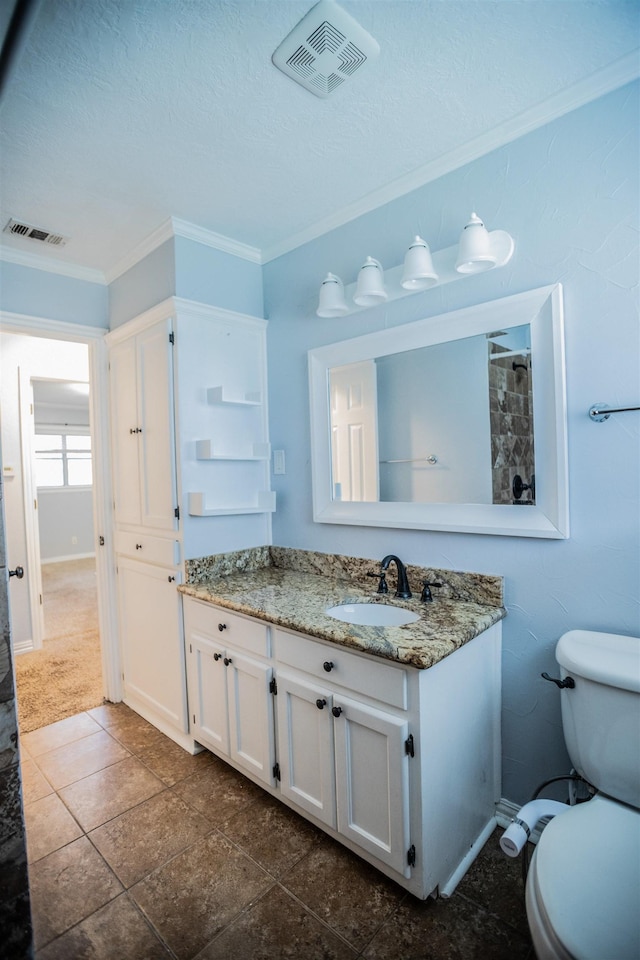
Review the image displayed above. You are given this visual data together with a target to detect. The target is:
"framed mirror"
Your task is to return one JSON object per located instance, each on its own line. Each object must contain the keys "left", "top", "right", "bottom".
{"left": 308, "top": 284, "right": 569, "bottom": 538}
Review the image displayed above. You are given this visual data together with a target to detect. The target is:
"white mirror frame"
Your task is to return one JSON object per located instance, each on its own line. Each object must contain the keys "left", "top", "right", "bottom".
{"left": 308, "top": 283, "right": 569, "bottom": 538}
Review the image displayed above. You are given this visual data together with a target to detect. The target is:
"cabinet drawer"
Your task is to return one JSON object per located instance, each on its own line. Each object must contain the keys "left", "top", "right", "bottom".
{"left": 115, "top": 530, "right": 180, "bottom": 567}
{"left": 275, "top": 629, "right": 407, "bottom": 709}
{"left": 184, "top": 598, "right": 270, "bottom": 658}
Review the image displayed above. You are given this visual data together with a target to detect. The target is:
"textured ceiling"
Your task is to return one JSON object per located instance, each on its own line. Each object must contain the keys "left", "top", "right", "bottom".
{"left": 0, "top": 0, "right": 638, "bottom": 277}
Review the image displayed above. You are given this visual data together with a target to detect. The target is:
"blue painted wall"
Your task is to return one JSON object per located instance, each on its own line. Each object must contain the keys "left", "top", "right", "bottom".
{"left": 174, "top": 236, "right": 263, "bottom": 318}
{"left": 263, "top": 81, "right": 640, "bottom": 806}
{"left": 0, "top": 259, "right": 108, "bottom": 327}
{"left": 108, "top": 238, "right": 176, "bottom": 329}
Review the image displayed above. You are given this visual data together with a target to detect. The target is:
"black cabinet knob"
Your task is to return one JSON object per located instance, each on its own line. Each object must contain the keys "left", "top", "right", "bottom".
{"left": 331, "top": 706, "right": 343, "bottom": 718}
{"left": 213, "top": 653, "right": 222, "bottom": 661}
{"left": 218, "top": 623, "right": 227, "bottom": 631}
{"left": 135, "top": 543, "right": 142, "bottom": 550}
{"left": 323, "top": 661, "right": 334, "bottom": 672}
{"left": 167, "top": 575, "right": 175, "bottom": 583}
{"left": 316, "top": 698, "right": 327, "bottom": 710}
{"left": 9, "top": 566, "right": 24, "bottom": 579}
{"left": 224, "top": 657, "right": 232, "bottom": 666}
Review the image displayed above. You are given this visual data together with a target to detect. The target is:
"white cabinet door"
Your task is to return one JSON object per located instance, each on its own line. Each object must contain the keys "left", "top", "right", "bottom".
{"left": 276, "top": 672, "right": 336, "bottom": 828}
{"left": 117, "top": 557, "right": 187, "bottom": 732}
{"left": 110, "top": 337, "right": 142, "bottom": 527}
{"left": 186, "top": 632, "right": 228, "bottom": 754}
{"left": 136, "top": 318, "right": 178, "bottom": 531}
{"left": 333, "top": 694, "right": 411, "bottom": 876}
{"left": 227, "top": 651, "right": 275, "bottom": 788}
{"left": 109, "top": 317, "right": 177, "bottom": 532}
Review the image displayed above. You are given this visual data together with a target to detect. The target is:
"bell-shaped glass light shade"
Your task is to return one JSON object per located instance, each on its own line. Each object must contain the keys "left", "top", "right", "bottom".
{"left": 401, "top": 236, "right": 438, "bottom": 290}
{"left": 455, "top": 213, "right": 497, "bottom": 274}
{"left": 353, "top": 257, "right": 387, "bottom": 306}
{"left": 317, "top": 273, "right": 349, "bottom": 317}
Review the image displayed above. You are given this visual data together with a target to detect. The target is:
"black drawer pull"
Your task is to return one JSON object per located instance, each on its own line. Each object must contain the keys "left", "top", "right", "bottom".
{"left": 323, "top": 661, "right": 334, "bottom": 672}
{"left": 218, "top": 623, "right": 227, "bottom": 632}
{"left": 135, "top": 543, "right": 142, "bottom": 550}
{"left": 316, "top": 698, "right": 327, "bottom": 710}
{"left": 213, "top": 653, "right": 222, "bottom": 661}
{"left": 331, "top": 706, "right": 343, "bottom": 718}
{"left": 224, "top": 657, "right": 232, "bottom": 666}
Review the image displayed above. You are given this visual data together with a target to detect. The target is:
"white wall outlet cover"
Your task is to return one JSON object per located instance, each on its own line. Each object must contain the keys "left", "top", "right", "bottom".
{"left": 272, "top": 0, "right": 380, "bottom": 98}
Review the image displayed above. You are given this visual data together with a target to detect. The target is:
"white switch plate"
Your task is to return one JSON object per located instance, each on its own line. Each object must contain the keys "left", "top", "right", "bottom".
{"left": 273, "top": 449, "right": 286, "bottom": 475}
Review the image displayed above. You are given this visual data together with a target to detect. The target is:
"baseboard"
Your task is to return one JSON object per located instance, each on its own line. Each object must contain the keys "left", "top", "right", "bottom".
{"left": 496, "top": 797, "right": 543, "bottom": 844}
{"left": 41, "top": 552, "right": 97, "bottom": 565}
{"left": 14, "top": 638, "right": 35, "bottom": 655}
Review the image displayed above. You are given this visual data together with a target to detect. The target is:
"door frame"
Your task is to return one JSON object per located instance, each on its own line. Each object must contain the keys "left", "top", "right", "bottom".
{"left": 0, "top": 309, "right": 122, "bottom": 703}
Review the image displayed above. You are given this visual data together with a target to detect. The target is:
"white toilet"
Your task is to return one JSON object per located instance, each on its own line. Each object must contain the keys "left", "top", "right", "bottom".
{"left": 523, "top": 629, "right": 640, "bottom": 960}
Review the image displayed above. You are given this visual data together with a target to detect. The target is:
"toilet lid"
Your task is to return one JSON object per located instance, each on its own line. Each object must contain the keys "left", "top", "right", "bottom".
{"left": 533, "top": 796, "right": 640, "bottom": 960}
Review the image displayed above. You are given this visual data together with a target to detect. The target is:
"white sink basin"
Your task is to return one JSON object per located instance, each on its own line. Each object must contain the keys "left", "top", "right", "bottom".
{"left": 325, "top": 603, "right": 420, "bottom": 627}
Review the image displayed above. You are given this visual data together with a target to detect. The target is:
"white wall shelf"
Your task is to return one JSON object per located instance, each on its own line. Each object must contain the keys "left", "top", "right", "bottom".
{"left": 195, "top": 441, "right": 271, "bottom": 461}
{"left": 206, "top": 386, "right": 262, "bottom": 406}
{"left": 188, "top": 491, "right": 276, "bottom": 517}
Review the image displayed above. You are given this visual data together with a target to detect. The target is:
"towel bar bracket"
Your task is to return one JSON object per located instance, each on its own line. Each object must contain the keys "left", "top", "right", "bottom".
{"left": 588, "top": 403, "right": 640, "bottom": 422}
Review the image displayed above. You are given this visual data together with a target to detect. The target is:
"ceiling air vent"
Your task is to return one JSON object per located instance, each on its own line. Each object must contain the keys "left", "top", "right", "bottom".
{"left": 272, "top": 0, "right": 379, "bottom": 98}
{"left": 3, "top": 218, "right": 69, "bottom": 246}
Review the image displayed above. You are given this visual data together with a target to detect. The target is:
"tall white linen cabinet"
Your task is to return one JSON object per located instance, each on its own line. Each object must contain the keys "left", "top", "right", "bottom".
{"left": 106, "top": 298, "right": 272, "bottom": 749}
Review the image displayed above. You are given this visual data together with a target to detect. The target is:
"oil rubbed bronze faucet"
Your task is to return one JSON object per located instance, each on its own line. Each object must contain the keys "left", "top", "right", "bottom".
{"left": 380, "top": 555, "right": 412, "bottom": 599}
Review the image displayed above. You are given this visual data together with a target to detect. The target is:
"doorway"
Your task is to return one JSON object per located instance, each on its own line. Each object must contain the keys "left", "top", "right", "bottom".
{"left": 0, "top": 321, "right": 119, "bottom": 732}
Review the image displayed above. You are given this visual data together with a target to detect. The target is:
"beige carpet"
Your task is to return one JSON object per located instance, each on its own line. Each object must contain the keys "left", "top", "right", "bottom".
{"left": 15, "top": 558, "right": 104, "bottom": 733}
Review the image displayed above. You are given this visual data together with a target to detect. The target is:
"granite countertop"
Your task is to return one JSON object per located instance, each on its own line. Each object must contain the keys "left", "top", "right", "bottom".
{"left": 179, "top": 561, "right": 506, "bottom": 670}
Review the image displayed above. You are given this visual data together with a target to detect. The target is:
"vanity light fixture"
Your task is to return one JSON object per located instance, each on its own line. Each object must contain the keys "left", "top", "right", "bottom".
{"left": 315, "top": 213, "right": 515, "bottom": 317}
{"left": 353, "top": 257, "right": 387, "bottom": 306}
{"left": 401, "top": 236, "right": 438, "bottom": 290}
{"left": 317, "top": 272, "right": 349, "bottom": 317}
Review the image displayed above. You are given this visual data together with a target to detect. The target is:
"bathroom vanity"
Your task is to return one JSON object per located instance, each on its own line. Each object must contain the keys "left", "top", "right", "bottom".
{"left": 179, "top": 550, "right": 504, "bottom": 900}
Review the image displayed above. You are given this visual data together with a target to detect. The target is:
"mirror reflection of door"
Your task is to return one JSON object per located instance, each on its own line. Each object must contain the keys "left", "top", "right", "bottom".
{"left": 329, "top": 361, "right": 379, "bottom": 502}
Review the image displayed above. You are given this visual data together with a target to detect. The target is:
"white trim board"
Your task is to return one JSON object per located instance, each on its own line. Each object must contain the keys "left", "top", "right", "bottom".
{"left": 41, "top": 552, "right": 97, "bottom": 565}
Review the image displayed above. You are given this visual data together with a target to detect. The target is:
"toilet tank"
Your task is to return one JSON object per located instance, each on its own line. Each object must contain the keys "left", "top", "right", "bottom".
{"left": 556, "top": 630, "right": 640, "bottom": 808}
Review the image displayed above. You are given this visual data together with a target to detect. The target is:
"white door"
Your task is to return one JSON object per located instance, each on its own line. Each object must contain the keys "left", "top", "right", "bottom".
{"left": 136, "top": 319, "right": 178, "bottom": 532}
{"left": 276, "top": 672, "right": 336, "bottom": 828}
{"left": 333, "top": 694, "right": 410, "bottom": 875}
{"left": 186, "top": 632, "right": 229, "bottom": 755}
{"left": 117, "top": 557, "right": 186, "bottom": 732}
{"left": 329, "top": 360, "right": 379, "bottom": 502}
{"left": 109, "top": 337, "right": 141, "bottom": 528}
{"left": 227, "top": 650, "right": 275, "bottom": 787}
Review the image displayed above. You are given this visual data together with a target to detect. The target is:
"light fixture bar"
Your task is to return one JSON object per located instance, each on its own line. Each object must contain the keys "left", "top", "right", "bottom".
{"left": 318, "top": 229, "right": 514, "bottom": 318}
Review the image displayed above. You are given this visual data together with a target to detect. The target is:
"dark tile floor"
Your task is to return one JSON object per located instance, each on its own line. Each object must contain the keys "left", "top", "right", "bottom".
{"left": 20, "top": 704, "right": 534, "bottom": 959}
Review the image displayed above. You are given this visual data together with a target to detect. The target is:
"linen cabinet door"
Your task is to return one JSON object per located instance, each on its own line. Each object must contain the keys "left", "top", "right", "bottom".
{"left": 226, "top": 650, "right": 275, "bottom": 787}
{"left": 136, "top": 317, "right": 178, "bottom": 532}
{"left": 333, "top": 694, "right": 411, "bottom": 876}
{"left": 186, "top": 633, "right": 229, "bottom": 756}
{"left": 276, "top": 672, "right": 336, "bottom": 828}
{"left": 110, "top": 336, "right": 141, "bottom": 527}
{"left": 117, "top": 558, "right": 187, "bottom": 733}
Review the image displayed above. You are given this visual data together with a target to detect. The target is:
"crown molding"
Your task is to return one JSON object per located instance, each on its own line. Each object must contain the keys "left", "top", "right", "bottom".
{"left": 0, "top": 244, "right": 107, "bottom": 284}
{"left": 261, "top": 52, "right": 640, "bottom": 263}
{"left": 104, "top": 216, "right": 262, "bottom": 284}
{"left": 171, "top": 218, "right": 262, "bottom": 264}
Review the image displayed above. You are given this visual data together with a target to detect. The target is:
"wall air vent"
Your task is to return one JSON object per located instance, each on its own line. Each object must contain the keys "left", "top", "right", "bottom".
{"left": 3, "top": 218, "right": 68, "bottom": 246}
{"left": 272, "top": 0, "right": 379, "bottom": 98}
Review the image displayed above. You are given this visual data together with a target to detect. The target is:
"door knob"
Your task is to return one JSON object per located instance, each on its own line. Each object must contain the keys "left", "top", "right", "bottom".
{"left": 9, "top": 566, "right": 24, "bottom": 579}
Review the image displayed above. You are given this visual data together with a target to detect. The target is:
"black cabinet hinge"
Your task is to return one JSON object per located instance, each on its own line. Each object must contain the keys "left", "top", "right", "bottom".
{"left": 273, "top": 762, "right": 281, "bottom": 781}
{"left": 407, "top": 845, "right": 416, "bottom": 868}
{"left": 174, "top": 505, "right": 180, "bottom": 520}
{"left": 269, "top": 677, "right": 277, "bottom": 695}
{"left": 405, "top": 734, "right": 415, "bottom": 758}
{"left": 169, "top": 332, "right": 174, "bottom": 344}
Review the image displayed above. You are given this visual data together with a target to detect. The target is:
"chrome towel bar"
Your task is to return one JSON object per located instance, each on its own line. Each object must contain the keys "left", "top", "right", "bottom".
{"left": 589, "top": 403, "right": 640, "bottom": 422}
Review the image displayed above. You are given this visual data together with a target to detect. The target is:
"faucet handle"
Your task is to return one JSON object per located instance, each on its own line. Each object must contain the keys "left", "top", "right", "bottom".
{"left": 420, "top": 581, "right": 443, "bottom": 602}
{"left": 367, "top": 571, "right": 388, "bottom": 594}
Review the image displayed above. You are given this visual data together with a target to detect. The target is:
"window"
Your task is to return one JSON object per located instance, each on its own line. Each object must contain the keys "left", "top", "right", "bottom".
{"left": 33, "top": 434, "right": 92, "bottom": 488}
